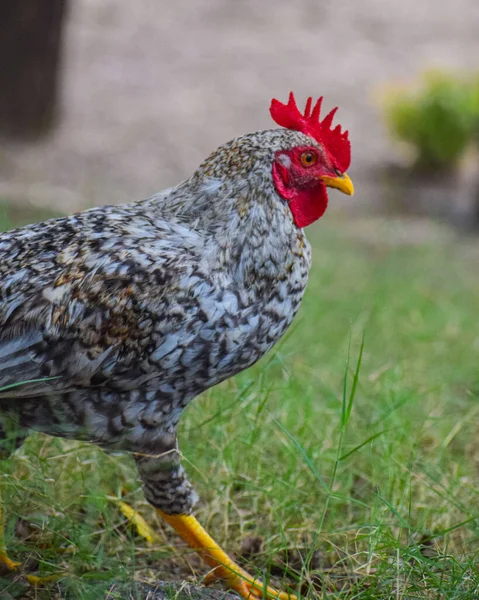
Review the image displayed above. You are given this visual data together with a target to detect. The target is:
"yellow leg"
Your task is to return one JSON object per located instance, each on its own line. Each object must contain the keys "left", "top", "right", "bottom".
{"left": 0, "top": 549, "right": 20, "bottom": 572}
{"left": 0, "top": 484, "right": 20, "bottom": 571}
{"left": 0, "top": 482, "right": 62, "bottom": 585}
{"left": 157, "top": 510, "right": 296, "bottom": 600}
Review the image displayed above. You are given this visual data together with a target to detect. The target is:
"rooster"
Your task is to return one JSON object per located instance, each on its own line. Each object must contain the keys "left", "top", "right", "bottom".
{"left": 0, "top": 93, "right": 353, "bottom": 598}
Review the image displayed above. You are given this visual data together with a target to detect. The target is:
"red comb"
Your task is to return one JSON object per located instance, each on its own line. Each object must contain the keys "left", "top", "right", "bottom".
{"left": 270, "top": 92, "right": 351, "bottom": 172}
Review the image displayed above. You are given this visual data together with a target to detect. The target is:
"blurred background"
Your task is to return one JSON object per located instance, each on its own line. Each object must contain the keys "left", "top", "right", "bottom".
{"left": 1, "top": 0, "right": 478, "bottom": 223}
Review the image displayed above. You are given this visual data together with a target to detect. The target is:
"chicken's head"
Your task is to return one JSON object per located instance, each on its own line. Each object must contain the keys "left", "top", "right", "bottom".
{"left": 270, "top": 92, "right": 354, "bottom": 228}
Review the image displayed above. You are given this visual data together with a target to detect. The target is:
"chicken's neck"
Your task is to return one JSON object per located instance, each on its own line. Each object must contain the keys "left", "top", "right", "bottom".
{"left": 148, "top": 173, "right": 312, "bottom": 295}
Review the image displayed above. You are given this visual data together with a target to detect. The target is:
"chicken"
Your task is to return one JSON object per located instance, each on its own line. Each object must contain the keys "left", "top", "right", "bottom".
{"left": 0, "top": 92, "right": 353, "bottom": 598}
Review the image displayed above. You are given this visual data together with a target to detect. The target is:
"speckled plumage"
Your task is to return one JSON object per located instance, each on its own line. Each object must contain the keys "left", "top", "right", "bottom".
{"left": 0, "top": 129, "right": 315, "bottom": 514}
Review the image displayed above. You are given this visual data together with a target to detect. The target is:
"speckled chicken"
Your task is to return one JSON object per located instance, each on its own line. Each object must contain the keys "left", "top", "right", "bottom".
{"left": 0, "top": 93, "right": 353, "bottom": 598}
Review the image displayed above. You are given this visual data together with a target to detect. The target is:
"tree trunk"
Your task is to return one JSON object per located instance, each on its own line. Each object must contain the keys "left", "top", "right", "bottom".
{"left": 0, "top": 1, "right": 68, "bottom": 139}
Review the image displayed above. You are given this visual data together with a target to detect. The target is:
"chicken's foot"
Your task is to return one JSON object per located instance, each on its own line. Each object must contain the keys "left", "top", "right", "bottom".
{"left": 0, "top": 483, "right": 63, "bottom": 585}
{"left": 157, "top": 510, "right": 296, "bottom": 600}
{"left": 0, "top": 485, "right": 20, "bottom": 572}
{"left": 0, "top": 549, "right": 20, "bottom": 572}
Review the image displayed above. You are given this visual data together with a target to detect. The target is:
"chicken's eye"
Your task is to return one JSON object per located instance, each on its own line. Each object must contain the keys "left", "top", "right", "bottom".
{"left": 300, "top": 152, "right": 317, "bottom": 167}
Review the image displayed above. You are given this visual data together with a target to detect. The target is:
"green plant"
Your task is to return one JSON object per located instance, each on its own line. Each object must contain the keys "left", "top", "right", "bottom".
{"left": 382, "top": 71, "right": 479, "bottom": 169}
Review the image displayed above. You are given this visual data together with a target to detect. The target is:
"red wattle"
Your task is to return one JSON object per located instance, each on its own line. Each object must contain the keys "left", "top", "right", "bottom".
{"left": 272, "top": 162, "right": 328, "bottom": 228}
{"left": 288, "top": 187, "right": 328, "bottom": 228}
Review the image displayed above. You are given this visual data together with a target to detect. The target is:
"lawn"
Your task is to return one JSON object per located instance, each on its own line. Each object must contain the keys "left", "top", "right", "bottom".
{"left": 0, "top": 205, "right": 478, "bottom": 599}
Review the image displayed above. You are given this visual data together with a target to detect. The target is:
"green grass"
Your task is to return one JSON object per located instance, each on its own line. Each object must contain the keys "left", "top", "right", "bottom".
{"left": 1, "top": 205, "right": 479, "bottom": 598}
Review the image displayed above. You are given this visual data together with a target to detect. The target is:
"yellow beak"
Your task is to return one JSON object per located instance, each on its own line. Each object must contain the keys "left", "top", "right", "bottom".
{"left": 320, "top": 173, "right": 354, "bottom": 196}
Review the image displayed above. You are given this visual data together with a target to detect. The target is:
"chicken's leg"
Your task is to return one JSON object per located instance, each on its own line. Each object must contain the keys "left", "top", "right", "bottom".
{"left": 0, "top": 484, "right": 20, "bottom": 571}
{"left": 0, "top": 427, "right": 61, "bottom": 584}
{"left": 0, "top": 425, "right": 22, "bottom": 572}
{"left": 0, "top": 480, "right": 64, "bottom": 585}
{"left": 135, "top": 440, "right": 296, "bottom": 599}
{"left": 157, "top": 510, "right": 296, "bottom": 600}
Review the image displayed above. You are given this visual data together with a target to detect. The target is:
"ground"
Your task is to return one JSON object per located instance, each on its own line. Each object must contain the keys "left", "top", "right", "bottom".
{"left": 0, "top": 206, "right": 479, "bottom": 599}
